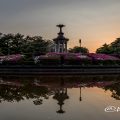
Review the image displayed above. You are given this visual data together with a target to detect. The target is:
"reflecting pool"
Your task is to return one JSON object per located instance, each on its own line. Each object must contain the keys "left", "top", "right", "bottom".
{"left": 0, "top": 75, "right": 120, "bottom": 120}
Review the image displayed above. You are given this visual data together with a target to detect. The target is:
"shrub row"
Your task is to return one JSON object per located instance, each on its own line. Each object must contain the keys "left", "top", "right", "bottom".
{"left": 35, "top": 58, "right": 120, "bottom": 66}
{"left": 1, "top": 59, "right": 120, "bottom": 66}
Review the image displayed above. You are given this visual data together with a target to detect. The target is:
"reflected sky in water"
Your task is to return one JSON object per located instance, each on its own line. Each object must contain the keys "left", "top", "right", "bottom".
{"left": 0, "top": 75, "right": 120, "bottom": 120}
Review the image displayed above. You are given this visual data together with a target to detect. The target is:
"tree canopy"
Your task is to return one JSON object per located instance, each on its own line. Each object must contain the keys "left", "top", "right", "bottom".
{"left": 96, "top": 38, "right": 120, "bottom": 54}
{"left": 0, "top": 33, "right": 53, "bottom": 55}
{"left": 69, "top": 46, "right": 89, "bottom": 53}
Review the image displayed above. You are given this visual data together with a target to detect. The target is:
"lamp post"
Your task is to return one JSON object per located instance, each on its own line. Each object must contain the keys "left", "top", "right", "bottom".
{"left": 79, "top": 87, "right": 82, "bottom": 101}
{"left": 79, "top": 39, "right": 82, "bottom": 53}
{"left": 79, "top": 39, "right": 82, "bottom": 48}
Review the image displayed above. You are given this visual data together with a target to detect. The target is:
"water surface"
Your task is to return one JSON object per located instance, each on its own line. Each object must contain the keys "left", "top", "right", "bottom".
{"left": 0, "top": 75, "right": 120, "bottom": 120}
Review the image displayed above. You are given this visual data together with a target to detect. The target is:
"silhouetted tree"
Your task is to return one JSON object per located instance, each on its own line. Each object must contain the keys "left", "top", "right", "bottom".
{"left": 104, "top": 82, "right": 120, "bottom": 100}
{"left": 69, "top": 46, "right": 89, "bottom": 53}
{"left": 96, "top": 38, "right": 120, "bottom": 54}
{"left": 96, "top": 43, "right": 113, "bottom": 54}
{"left": 0, "top": 33, "right": 53, "bottom": 55}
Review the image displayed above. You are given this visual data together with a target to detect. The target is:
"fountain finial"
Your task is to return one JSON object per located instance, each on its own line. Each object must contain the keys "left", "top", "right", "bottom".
{"left": 57, "top": 24, "right": 65, "bottom": 33}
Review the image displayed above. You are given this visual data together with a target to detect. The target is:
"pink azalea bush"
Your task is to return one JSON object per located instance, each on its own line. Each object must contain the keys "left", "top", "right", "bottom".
{"left": 34, "top": 52, "right": 92, "bottom": 65}
{"left": 0, "top": 52, "right": 120, "bottom": 65}
{"left": 88, "top": 53, "right": 119, "bottom": 61}
{"left": 63, "top": 53, "right": 92, "bottom": 65}
{"left": 46, "top": 52, "right": 66, "bottom": 56}
{"left": 47, "top": 52, "right": 91, "bottom": 60}
{"left": 0, "top": 54, "right": 24, "bottom": 64}
{"left": 88, "top": 53, "right": 120, "bottom": 65}
{"left": 34, "top": 53, "right": 61, "bottom": 65}
{"left": 64, "top": 53, "right": 91, "bottom": 60}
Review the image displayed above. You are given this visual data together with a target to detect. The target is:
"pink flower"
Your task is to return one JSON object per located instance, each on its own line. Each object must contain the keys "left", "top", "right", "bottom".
{"left": 0, "top": 54, "right": 24, "bottom": 62}
{"left": 88, "top": 53, "right": 119, "bottom": 61}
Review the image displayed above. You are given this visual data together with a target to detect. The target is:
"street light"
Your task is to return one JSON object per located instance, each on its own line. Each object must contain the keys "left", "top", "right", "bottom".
{"left": 79, "top": 39, "right": 82, "bottom": 48}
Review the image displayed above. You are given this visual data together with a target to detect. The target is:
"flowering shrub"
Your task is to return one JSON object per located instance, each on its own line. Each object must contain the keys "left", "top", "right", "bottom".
{"left": 88, "top": 53, "right": 120, "bottom": 65}
{"left": 34, "top": 52, "right": 92, "bottom": 65}
{"left": 63, "top": 53, "right": 92, "bottom": 65}
{"left": 1, "top": 53, "right": 119, "bottom": 65}
{"left": 0, "top": 54, "right": 24, "bottom": 64}
{"left": 0, "top": 56, "right": 6, "bottom": 64}
{"left": 34, "top": 54, "right": 61, "bottom": 65}
{"left": 46, "top": 52, "right": 64, "bottom": 57}
{"left": 34, "top": 52, "right": 119, "bottom": 65}
{"left": 88, "top": 53, "right": 119, "bottom": 61}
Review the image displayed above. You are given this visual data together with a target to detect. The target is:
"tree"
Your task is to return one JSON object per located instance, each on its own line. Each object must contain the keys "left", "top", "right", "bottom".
{"left": 96, "top": 38, "right": 120, "bottom": 54}
{"left": 22, "top": 36, "right": 52, "bottom": 56}
{"left": 0, "top": 33, "right": 53, "bottom": 55}
{"left": 110, "top": 38, "right": 120, "bottom": 54}
{"left": 69, "top": 46, "right": 89, "bottom": 53}
{"left": 10, "top": 33, "right": 25, "bottom": 54}
{"left": 96, "top": 43, "right": 113, "bottom": 54}
{"left": 0, "top": 33, "right": 14, "bottom": 55}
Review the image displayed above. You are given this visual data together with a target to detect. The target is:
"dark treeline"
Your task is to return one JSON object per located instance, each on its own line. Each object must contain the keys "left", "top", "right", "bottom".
{"left": 69, "top": 46, "right": 89, "bottom": 53}
{"left": 96, "top": 38, "right": 120, "bottom": 54}
{"left": 0, "top": 33, "right": 53, "bottom": 56}
{"left": 1, "top": 32, "right": 120, "bottom": 56}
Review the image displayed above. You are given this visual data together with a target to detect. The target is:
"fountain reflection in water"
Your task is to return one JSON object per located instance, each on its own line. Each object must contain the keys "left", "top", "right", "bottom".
{"left": 0, "top": 75, "right": 120, "bottom": 120}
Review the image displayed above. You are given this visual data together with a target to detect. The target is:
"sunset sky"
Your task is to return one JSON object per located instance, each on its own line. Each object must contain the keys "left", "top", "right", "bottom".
{"left": 0, "top": 0, "right": 120, "bottom": 52}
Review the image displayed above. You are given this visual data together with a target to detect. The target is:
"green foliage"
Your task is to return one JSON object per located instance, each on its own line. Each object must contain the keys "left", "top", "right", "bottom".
{"left": 36, "top": 58, "right": 61, "bottom": 65}
{"left": 80, "top": 59, "right": 92, "bottom": 65}
{"left": 64, "top": 59, "right": 81, "bottom": 65}
{"left": 92, "top": 60, "right": 120, "bottom": 65}
{"left": 0, "top": 33, "right": 53, "bottom": 55}
{"left": 96, "top": 44, "right": 112, "bottom": 54}
{"left": 69, "top": 46, "right": 89, "bottom": 53}
{"left": 0, "top": 48, "right": 3, "bottom": 55}
{"left": 104, "top": 82, "right": 120, "bottom": 100}
{"left": 64, "top": 59, "right": 92, "bottom": 65}
{"left": 96, "top": 38, "right": 120, "bottom": 54}
{"left": 20, "top": 54, "right": 35, "bottom": 65}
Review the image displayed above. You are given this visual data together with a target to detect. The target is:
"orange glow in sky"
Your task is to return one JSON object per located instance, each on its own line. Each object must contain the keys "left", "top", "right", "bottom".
{"left": 0, "top": 0, "right": 120, "bottom": 52}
